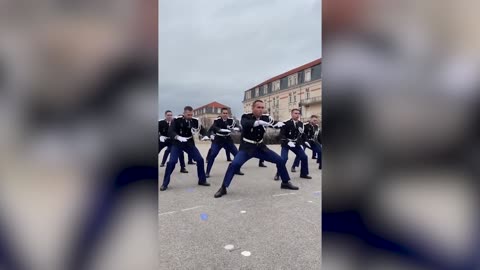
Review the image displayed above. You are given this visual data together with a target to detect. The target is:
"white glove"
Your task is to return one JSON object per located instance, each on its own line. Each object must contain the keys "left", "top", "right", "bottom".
{"left": 219, "top": 129, "right": 231, "bottom": 133}
{"left": 159, "top": 136, "right": 167, "bottom": 142}
{"left": 287, "top": 141, "right": 296, "bottom": 148}
{"left": 305, "top": 142, "right": 311, "bottom": 148}
{"left": 210, "top": 135, "right": 215, "bottom": 140}
{"left": 254, "top": 120, "right": 271, "bottom": 127}
{"left": 201, "top": 136, "right": 209, "bottom": 141}
{"left": 233, "top": 127, "right": 240, "bottom": 131}
{"left": 274, "top": 122, "right": 285, "bottom": 128}
{"left": 176, "top": 136, "right": 188, "bottom": 142}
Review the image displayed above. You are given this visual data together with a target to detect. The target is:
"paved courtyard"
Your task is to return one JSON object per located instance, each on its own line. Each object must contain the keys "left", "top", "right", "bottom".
{"left": 159, "top": 142, "right": 322, "bottom": 270}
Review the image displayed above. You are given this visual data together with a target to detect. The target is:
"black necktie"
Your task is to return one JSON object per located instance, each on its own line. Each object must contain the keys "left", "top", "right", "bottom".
{"left": 187, "top": 120, "right": 191, "bottom": 128}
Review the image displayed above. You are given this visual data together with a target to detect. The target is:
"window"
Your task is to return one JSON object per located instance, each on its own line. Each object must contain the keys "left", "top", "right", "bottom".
{"left": 264, "top": 84, "right": 268, "bottom": 94}
{"left": 255, "top": 87, "right": 259, "bottom": 97}
{"left": 306, "top": 88, "right": 310, "bottom": 99}
{"left": 273, "top": 80, "right": 280, "bottom": 91}
{"left": 305, "top": 68, "right": 311, "bottom": 82}
{"left": 293, "top": 91, "right": 297, "bottom": 103}
{"left": 246, "top": 90, "right": 252, "bottom": 100}
{"left": 203, "top": 108, "right": 206, "bottom": 113}
{"left": 288, "top": 74, "right": 298, "bottom": 87}
{"left": 289, "top": 93, "right": 292, "bottom": 103}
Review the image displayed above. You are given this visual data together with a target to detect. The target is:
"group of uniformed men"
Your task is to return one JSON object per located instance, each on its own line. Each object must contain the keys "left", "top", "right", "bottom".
{"left": 158, "top": 100, "right": 322, "bottom": 198}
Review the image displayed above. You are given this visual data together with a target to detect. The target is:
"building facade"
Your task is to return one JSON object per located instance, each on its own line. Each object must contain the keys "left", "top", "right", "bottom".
{"left": 193, "top": 101, "right": 232, "bottom": 129}
{"left": 242, "top": 58, "right": 321, "bottom": 122}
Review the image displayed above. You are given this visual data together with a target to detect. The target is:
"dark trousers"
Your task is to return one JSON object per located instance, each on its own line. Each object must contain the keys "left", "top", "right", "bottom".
{"left": 294, "top": 143, "right": 321, "bottom": 169}
{"left": 159, "top": 142, "right": 186, "bottom": 167}
{"left": 281, "top": 145, "right": 309, "bottom": 176}
{"left": 222, "top": 147, "right": 290, "bottom": 188}
{"left": 206, "top": 146, "right": 232, "bottom": 161}
{"left": 206, "top": 142, "right": 239, "bottom": 174}
{"left": 162, "top": 144, "right": 206, "bottom": 187}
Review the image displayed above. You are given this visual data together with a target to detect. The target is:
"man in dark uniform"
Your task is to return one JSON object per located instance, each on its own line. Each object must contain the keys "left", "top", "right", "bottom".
{"left": 160, "top": 106, "right": 211, "bottom": 191}
{"left": 214, "top": 100, "right": 299, "bottom": 198}
{"left": 205, "top": 108, "right": 244, "bottom": 178}
{"left": 158, "top": 110, "right": 188, "bottom": 173}
{"left": 292, "top": 115, "right": 322, "bottom": 171}
{"left": 206, "top": 117, "right": 233, "bottom": 163}
{"left": 274, "top": 109, "right": 312, "bottom": 180}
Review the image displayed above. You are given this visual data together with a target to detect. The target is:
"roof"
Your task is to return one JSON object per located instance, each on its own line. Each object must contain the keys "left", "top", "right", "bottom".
{"left": 248, "top": 58, "right": 322, "bottom": 91}
{"left": 194, "top": 101, "right": 231, "bottom": 111}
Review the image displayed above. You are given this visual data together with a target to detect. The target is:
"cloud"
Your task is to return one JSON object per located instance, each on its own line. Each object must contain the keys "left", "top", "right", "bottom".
{"left": 159, "top": 0, "right": 321, "bottom": 119}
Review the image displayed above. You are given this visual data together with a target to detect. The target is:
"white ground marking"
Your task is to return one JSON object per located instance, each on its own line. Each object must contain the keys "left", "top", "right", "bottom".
{"left": 225, "top": 199, "right": 243, "bottom": 204}
{"left": 241, "top": 251, "right": 251, "bottom": 257}
{"left": 240, "top": 210, "right": 246, "bottom": 214}
{"left": 272, "top": 193, "right": 297, "bottom": 197}
{"left": 180, "top": 205, "right": 204, "bottom": 212}
{"left": 158, "top": 211, "right": 177, "bottom": 216}
{"left": 224, "top": 244, "right": 234, "bottom": 250}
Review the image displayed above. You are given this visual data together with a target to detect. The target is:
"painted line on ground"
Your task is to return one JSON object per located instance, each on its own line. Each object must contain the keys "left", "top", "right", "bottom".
{"left": 181, "top": 205, "right": 204, "bottom": 212}
{"left": 159, "top": 211, "right": 177, "bottom": 216}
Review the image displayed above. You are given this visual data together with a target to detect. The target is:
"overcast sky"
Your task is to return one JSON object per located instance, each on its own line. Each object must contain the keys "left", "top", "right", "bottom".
{"left": 159, "top": 0, "right": 321, "bottom": 119}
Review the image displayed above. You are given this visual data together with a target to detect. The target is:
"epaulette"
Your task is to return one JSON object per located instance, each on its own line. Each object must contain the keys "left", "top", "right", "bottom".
{"left": 262, "top": 113, "right": 270, "bottom": 116}
{"left": 192, "top": 117, "right": 199, "bottom": 121}
{"left": 228, "top": 117, "right": 234, "bottom": 120}
{"left": 158, "top": 119, "right": 164, "bottom": 122}
{"left": 175, "top": 115, "right": 184, "bottom": 119}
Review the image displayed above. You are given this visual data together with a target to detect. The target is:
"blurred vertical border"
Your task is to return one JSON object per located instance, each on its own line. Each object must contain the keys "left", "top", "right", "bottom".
{"left": 323, "top": 0, "right": 480, "bottom": 269}
{"left": 0, "top": 0, "right": 158, "bottom": 269}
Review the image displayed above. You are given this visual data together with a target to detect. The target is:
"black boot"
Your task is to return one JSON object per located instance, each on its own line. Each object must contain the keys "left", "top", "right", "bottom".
{"left": 180, "top": 167, "right": 188, "bottom": 173}
{"left": 291, "top": 167, "right": 296, "bottom": 173}
{"left": 198, "top": 181, "right": 211, "bottom": 186}
{"left": 214, "top": 186, "right": 227, "bottom": 198}
{"left": 160, "top": 164, "right": 165, "bottom": 167}
{"left": 281, "top": 181, "right": 299, "bottom": 190}
{"left": 300, "top": 175, "right": 312, "bottom": 179}
{"left": 274, "top": 173, "right": 280, "bottom": 181}
{"left": 160, "top": 185, "right": 168, "bottom": 191}
{"left": 259, "top": 162, "right": 267, "bottom": 168}
{"left": 234, "top": 170, "right": 245, "bottom": 176}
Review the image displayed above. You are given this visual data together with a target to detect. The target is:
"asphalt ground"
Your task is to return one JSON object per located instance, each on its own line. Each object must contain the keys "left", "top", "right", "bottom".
{"left": 159, "top": 142, "right": 322, "bottom": 270}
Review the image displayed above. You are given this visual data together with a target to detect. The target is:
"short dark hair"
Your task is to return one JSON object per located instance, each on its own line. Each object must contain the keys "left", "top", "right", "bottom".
{"left": 310, "top": 115, "right": 318, "bottom": 119}
{"left": 252, "top": 100, "right": 264, "bottom": 107}
{"left": 165, "top": 110, "right": 172, "bottom": 115}
{"left": 221, "top": 107, "right": 229, "bottom": 112}
{"left": 291, "top": 108, "right": 301, "bottom": 113}
{"left": 184, "top": 106, "right": 193, "bottom": 111}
